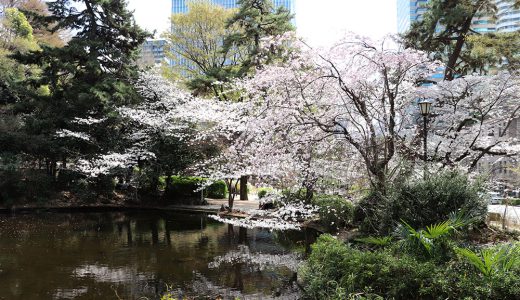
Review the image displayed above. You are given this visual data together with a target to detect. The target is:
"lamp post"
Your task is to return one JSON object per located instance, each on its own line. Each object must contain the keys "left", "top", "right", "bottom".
{"left": 418, "top": 99, "right": 433, "bottom": 179}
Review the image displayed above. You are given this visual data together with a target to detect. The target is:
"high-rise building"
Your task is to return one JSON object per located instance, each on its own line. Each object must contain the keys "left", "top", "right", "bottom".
{"left": 397, "top": 0, "right": 429, "bottom": 33}
{"left": 138, "top": 39, "right": 169, "bottom": 66}
{"left": 172, "top": 0, "right": 295, "bottom": 16}
{"left": 398, "top": 0, "right": 520, "bottom": 34}
{"left": 397, "top": 0, "right": 497, "bottom": 33}
{"left": 169, "top": 0, "right": 296, "bottom": 71}
{"left": 496, "top": 0, "right": 520, "bottom": 32}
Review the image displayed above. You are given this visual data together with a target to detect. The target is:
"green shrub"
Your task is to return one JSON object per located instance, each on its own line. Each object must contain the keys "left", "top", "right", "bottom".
{"left": 206, "top": 180, "right": 227, "bottom": 199}
{"left": 90, "top": 175, "right": 116, "bottom": 197}
{"left": 299, "top": 235, "right": 437, "bottom": 300}
{"left": 56, "top": 169, "right": 84, "bottom": 189}
{"left": 0, "top": 169, "right": 23, "bottom": 205}
{"left": 429, "top": 253, "right": 520, "bottom": 299}
{"left": 356, "top": 171, "right": 487, "bottom": 235}
{"left": 509, "top": 198, "right": 520, "bottom": 206}
{"left": 257, "top": 187, "right": 273, "bottom": 199}
{"left": 24, "top": 172, "right": 55, "bottom": 202}
{"left": 300, "top": 236, "right": 520, "bottom": 300}
{"left": 166, "top": 176, "right": 205, "bottom": 201}
{"left": 313, "top": 195, "right": 354, "bottom": 231}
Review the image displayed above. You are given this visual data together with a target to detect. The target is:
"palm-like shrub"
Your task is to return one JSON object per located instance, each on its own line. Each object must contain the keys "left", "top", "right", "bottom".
{"left": 455, "top": 244, "right": 520, "bottom": 277}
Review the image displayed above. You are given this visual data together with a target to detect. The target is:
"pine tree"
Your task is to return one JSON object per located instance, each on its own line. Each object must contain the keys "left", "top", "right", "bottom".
{"left": 402, "top": 0, "right": 520, "bottom": 80}
{"left": 14, "top": 0, "right": 150, "bottom": 177}
{"left": 222, "top": 0, "right": 294, "bottom": 77}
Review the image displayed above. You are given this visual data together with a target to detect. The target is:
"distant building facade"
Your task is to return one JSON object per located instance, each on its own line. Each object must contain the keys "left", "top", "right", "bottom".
{"left": 397, "top": 0, "right": 429, "bottom": 33}
{"left": 169, "top": 0, "right": 296, "bottom": 71}
{"left": 496, "top": 0, "right": 520, "bottom": 32}
{"left": 138, "top": 39, "right": 168, "bottom": 66}
{"left": 398, "top": 0, "right": 520, "bottom": 33}
{"left": 172, "top": 0, "right": 295, "bottom": 15}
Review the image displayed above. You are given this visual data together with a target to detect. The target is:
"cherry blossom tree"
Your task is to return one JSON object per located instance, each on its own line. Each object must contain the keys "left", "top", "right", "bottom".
{"left": 239, "top": 33, "right": 520, "bottom": 195}
{"left": 238, "top": 34, "right": 438, "bottom": 193}
{"left": 422, "top": 72, "right": 520, "bottom": 170}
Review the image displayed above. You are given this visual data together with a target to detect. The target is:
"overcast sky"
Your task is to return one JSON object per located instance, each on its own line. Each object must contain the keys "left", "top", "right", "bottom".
{"left": 127, "top": 0, "right": 397, "bottom": 46}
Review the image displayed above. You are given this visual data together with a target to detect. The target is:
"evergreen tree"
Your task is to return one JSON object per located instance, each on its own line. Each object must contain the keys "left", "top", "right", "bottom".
{"left": 402, "top": 0, "right": 520, "bottom": 80}
{"left": 14, "top": 0, "right": 149, "bottom": 177}
{"left": 223, "top": 0, "right": 294, "bottom": 77}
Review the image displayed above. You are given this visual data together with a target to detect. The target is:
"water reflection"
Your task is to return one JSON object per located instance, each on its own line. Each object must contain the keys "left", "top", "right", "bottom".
{"left": 0, "top": 211, "right": 303, "bottom": 299}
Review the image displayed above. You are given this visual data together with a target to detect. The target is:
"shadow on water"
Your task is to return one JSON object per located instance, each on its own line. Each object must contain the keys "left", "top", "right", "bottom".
{"left": 0, "top": 211, "right": 308, "bottom": 299}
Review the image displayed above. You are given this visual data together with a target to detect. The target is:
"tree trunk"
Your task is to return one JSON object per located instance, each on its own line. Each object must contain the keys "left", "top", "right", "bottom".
{"left": 444, "top": 16, "right": 473, "bottom": 81}
{"left": 240, "top": 175, "right": 248, "bottom": 200}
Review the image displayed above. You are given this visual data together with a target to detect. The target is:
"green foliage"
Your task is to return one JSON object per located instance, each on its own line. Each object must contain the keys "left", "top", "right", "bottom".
{"left": 354, "top": 236, "right": 393, "bottom": 247}
{"left": 0, "top": 170, "right": 23, "bottom": 205}
{"left": 455, "top": 244, "right": 520, "bottom": 277}
{"left": 357, "top": 171, "right": 487, "bottom": 235}
{"left": 11, "top": 0, "right": 150, "bottom": 188}
{"left": 509, "top": 198, "right": 520, "bottom": 206}
{"left": 205, "top": 180, "right": 227, "bottom": 199}
{"left": 300, "top": 235, "right": 520, "bottom": 300}
{"left": 164, "top": 176, "right": 226, "bottom": 203}
{"left": 165, "top": 176, "right": 205, "bottom": 201}
{"left": 4, "top": 8, "right": 34, "bottom": 40}
{"left": 402, "top": 0, "right": 520, "bottom": 78}
{"left": 257, "top": 187, "right": 273, "bottom": 199}
{"left": 163, "top": 0, "right": 242, "bottom": 99}
{"left": 223, "top": 0, "right": 295, "bottom": 77}
{"left": 299, "top": 235, "right": 437, "bottom": 300}
{"left": 312, "top": 195, "right": 354, "bottom": 231}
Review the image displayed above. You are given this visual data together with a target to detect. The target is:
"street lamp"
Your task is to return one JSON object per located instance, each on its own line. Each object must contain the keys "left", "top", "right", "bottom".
{"left": 418, "top": 99, "right": 433, "bottom": 178}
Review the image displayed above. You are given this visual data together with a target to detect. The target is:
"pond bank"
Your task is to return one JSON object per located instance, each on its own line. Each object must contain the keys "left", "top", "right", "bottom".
{"left": 0, "top": 198, "right": 261, "bottom": 215}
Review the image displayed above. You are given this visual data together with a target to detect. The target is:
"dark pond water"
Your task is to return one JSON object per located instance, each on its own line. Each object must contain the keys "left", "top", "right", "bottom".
{"left": 0, "top": 211, "right": 304, "bottom": 299}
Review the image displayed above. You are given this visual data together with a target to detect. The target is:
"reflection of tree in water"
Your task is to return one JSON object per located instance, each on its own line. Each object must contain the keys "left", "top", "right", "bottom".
{"left": 208, "top": 245, "right": 301, "bottom": 273}
{"left": 167, "top": 272, "right": 300, "bottom": 300}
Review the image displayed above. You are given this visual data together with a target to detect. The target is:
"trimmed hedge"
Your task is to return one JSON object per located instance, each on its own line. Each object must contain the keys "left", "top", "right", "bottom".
{"left": 165, "top": 176, "right": 227, "bottom": 202}
{"left": 206, "top": 180, "right": 227, "bottom": 199}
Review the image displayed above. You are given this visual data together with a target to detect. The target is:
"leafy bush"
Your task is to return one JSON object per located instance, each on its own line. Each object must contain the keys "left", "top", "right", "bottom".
{"left": 164, "top": 176, "right": 226, "bottom": 203}
{"left": 205, "top": 180, "right": 227, "bottom": 199}
{"left": 356, "top": 171, "right": 487, "bottom": 235}
{"left": 429, "top": 250, "right": 520, "bottom": 299}
{"left": 165, "top": 176, "right": 205, "bottom": 202}
{"left": 24, "top": 172, "right": 55, "bottom": 202}
{"left": 88, "top": 175, "right": 116, "bottom": 197}
{"left": 0, "top": 169, "right": 23, "bottom": 205}
{"left": 299, "top": 235, "right": 437, "bottom": 300}
{"left": 257, "top": 187, "right": 273, "bottom": 199}
{"left": 454, "top": 244, "right": 520, "bottom": 277}
{"left": 313, "top": 195, "right": 354, "bottom": 231}
{"left": 300, "top": 235, "right": 520, "bottom": 300}
{"left": 509, "top": 198, "right": 520, "bottom": 206}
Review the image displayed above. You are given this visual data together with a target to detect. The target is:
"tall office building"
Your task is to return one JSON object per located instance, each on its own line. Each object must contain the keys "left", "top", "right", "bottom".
{"left": 170, "top": 0, "right": 296, "bottom": 70}
{"left": 172, "top": 0, "right": 295, "bottom": 16}
{"left": 138, "top": 39, "right": 169, "bottom": 66}
{"left": 496, "top": 0, "right": 520, "bottom": 32}
{"left": 397, "top": 0, "right": 496, "bottom": 33}
{"left": 397, "top": 0, "right": 429, "bottom": 33}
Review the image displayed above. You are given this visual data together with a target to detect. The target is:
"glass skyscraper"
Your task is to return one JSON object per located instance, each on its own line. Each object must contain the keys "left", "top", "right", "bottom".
{"left": 172, "top": 0, "right": 295, "bottom": 15}
{"left": 397, "top": 0, "right": 429, "bottom": 33}
{"left": 397, "top": 0, "right": 500, "bottom": 34}
{"left": 496, "top": 0, "right": 520, "bottom": 32}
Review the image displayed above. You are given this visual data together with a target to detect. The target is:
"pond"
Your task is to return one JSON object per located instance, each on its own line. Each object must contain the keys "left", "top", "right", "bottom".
{"left": 0, "top": 210, "right": 305, "bottom": 299}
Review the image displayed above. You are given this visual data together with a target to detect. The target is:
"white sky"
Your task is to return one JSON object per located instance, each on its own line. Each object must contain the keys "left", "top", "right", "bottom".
{"left": 127, "top": 0, "right": 397, "bottom": 46}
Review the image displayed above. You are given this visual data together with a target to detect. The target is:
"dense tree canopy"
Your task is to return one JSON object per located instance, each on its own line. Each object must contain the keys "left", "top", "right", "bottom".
{"left": 402, "top": 0, "right": 520, "bottom": 79}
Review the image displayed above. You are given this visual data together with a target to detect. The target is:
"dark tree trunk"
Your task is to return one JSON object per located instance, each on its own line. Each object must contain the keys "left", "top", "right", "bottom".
{"left": 240, "top": 175, "right": 248, "bottom": 200}
{"left": 164, "top": 171, "right": 173, "bottom": 194}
